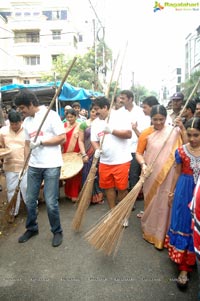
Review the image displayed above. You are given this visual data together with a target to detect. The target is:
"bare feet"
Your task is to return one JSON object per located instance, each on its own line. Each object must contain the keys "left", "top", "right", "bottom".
{"left": 176, "top": 271, "right": 189, "bottom": 289}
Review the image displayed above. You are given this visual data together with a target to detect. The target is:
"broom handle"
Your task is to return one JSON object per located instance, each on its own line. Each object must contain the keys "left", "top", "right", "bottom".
{"left": 100, "top": 41, "right": 128, "bottom": 149}
{"left": 105, "top": 51, "right": 120, "bottom": 99}
{"left": 177, "top": 77, "right": 200, "bottom": 118}
{"left": 18, "top": 57, "right": 77, "bottom": 182}
{"left": 150, "top": 77, "right": 200, "bottom": 168}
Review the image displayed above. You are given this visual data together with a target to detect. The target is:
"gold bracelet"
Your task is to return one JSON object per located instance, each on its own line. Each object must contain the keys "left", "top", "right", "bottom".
{"left": 168, "top": 192, "right": 174, "bottom": 197}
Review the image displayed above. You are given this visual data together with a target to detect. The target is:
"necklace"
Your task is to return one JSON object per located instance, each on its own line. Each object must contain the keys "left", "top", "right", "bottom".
{"left": 189, "top": 145, "right": 200, "bottom": 152}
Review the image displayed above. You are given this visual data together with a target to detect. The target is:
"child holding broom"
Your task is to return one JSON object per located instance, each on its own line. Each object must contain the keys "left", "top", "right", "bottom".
{"left": 165, "top": 117, "right": 200, "bottom": 289}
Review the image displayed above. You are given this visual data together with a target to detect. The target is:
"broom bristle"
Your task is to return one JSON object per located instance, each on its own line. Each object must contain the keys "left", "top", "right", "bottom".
{"left": 84, "top": 167, "right": 152, "bottom": 256}
{"left": 4, "top": 187, "right": 20, "bottom": 223}
{"left": 71, "top": 162, "right": 97, "bottom": 231}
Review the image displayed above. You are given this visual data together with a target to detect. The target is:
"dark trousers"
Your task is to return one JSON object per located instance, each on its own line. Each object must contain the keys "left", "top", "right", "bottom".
{"left": 129, "top": 153, "right": 141, "bottom": 190}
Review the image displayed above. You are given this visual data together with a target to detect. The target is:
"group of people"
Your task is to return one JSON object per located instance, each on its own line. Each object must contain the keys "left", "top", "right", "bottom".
{"left": 1, "top": 88, "right": 200, "bottom": 294}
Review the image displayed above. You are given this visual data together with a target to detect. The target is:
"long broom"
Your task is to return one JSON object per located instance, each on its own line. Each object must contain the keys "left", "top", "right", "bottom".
{"left": 71, "top": 44, "right": 128, "bottom": 231}
{"left": 3, "top": 57, "right": 77, "bottom": 223}
{"left": 84, "top": 77, "right": 200, "bottom": 256}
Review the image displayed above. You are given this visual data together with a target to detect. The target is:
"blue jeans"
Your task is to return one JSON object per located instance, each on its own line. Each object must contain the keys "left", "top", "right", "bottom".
{"left": 26, "top": 166, "right": 62, "bottom": 234}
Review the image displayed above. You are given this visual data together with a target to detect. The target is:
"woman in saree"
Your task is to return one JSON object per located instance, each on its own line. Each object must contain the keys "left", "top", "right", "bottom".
{"left": 78, "top": 104, "right": 104, "bottom": 204}
{"left": 136, "top": 105, "right": 187, "bottom": 250}
{"left": 63, "top": 109, "right": 81, "bottom": 202}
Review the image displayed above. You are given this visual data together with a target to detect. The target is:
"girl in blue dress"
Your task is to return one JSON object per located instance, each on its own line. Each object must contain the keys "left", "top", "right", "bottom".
{"left": 165, "top": 117, "right": 200, "bottom": 289}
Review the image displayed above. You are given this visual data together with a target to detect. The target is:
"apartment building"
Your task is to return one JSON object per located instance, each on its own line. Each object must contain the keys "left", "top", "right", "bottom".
{"left": 0, "top": 0, "right": 85, "bottom": 85}
{"left": 185, "top": 25, "right": 200, "bottom": 80}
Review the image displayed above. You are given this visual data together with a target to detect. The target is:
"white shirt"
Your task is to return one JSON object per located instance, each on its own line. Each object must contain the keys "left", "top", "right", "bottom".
{"left": 91, "top": 109, "right": 132, "bottom": 165}
{"left": 119, "top": 105, "right": 150, "bottom": 153}
{"left": 23, "top": 106, "right": 65, "bottom": 168}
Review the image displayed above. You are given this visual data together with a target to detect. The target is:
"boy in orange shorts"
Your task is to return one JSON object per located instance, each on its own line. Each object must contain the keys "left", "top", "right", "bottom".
{"left": 91, "top": 97, "right": 132, "bottom": 225}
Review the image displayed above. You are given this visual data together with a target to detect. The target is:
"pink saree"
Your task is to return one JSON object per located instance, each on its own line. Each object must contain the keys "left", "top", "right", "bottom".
{"left": 141, "top": 125, "right": 182, "bottom": 249}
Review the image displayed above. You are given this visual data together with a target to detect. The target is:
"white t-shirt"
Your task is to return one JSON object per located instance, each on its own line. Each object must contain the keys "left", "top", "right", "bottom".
{"left": 91, "top": 109, "right": 132, "bottom": 165}
{"left": 119, "top": 106, "right": 150, "bottom": 153}
{"left": 23, "top": 106, "right": 65, "bottom": 168}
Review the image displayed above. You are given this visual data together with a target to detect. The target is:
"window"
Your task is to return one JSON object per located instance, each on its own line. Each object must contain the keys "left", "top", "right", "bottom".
{"left": 177, "top": 76, "right": 181, "bottom": 84}
{"left": 43, "top": 10, "right": 67, "bottom": 20}
{"left": 52, "top": 30, "right": 61, "bottom": 40}
{"left": 0, "top": 79, "right": 13, "bottom": 86}
{"left": 23, "top": 79, "right": 30, "bottom": 84}
{"left": 52, "top": 10, "right": 62, "bottom": 20}
{"left": 176, "top": 68, "right": 181, "bottom": 75}
{"left": 14, "top": 31, "right": 40, "bottom": 43}
{"left": 52, "top": 55, "right": 59, "bottom": 62}
{"left": 24, "top": 56, "right": 40, "bottom": 65}
{"left": 78, "top": 34, "right": 83, "bottom": 42}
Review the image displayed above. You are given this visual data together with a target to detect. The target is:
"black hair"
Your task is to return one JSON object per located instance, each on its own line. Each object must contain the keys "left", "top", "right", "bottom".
{"left": 14, "top": 89, "right": 39, "bottom": 107}
{"left": 114, "top": 95, "right": 120, "bottom": 103}
{"left": 89, "top": 103, "right": 97, "bottom": 111}
{"left": 185, "top": 100, "right": 196, "bottom": 114}
{"left": 185, "top": 117, "right": 200, "bottom": 131}
{"left": 65, "top": 108, "right": 77, "bottom": 117}
{"left": 72, "top": 102, "right": 80, "bottom": 108}
{"left": 8, "top": 111, "right": 22, "bottom": 123}
{"left": 93, "top": 97, "right": 110, "bottom": 109}
{"left": 120, "top": 90, "right": 134, "bottom": 100}
{"left": 143, "top": 96, "right": 159, "bottom": 107}
{"left": 150, "top": 105, "right": 167, "bottom": 118}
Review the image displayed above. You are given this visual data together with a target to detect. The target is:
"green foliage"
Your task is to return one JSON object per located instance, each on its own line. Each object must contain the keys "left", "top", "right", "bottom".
{"left": 131, "top": 84, "right": 149, "bottom": 105}
{"left": 41, "top": 43, "right": 112, "bottom": 92}
{"left": 182, "top": 70, "right": 200, "bottom": 100}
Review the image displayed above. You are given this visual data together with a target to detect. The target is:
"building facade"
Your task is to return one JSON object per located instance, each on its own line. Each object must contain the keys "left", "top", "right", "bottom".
{"left": 185, "top": 25, "right": 200, "bottom": 80}
{"left": 0, "top": 0, "right": 85, "bottom": 85}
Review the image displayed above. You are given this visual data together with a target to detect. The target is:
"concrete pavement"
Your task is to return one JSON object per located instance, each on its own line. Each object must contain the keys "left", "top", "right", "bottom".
{"left": 0, "top": 198, "right": 199, "bottom": 301}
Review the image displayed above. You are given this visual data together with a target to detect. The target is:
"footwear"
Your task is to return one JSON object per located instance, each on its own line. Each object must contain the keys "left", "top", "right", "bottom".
{"left": 18, "top": 230, "right": 38, "bottom": 243}
{"left": 137, "top": 211, "right": 144, "bottom": 218}
{"left": 176, "top": 271, "right": 189, "bottom": 289}
{"left": 52, "top": 232, "right": 63, "bottom": 247}
{"left": 123, "top": 218, "right": 129, "bottom": 228}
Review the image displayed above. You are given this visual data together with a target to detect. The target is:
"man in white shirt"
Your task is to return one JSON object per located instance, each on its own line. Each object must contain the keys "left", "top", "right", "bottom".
{"left": 119, "top": 90, "right": 149, "bottom": 191}
{"left": 91, "top": 97, "right": 132, "bottom": 226}
{"left": 14, "top": 90, "right": 66, "bottom": 247}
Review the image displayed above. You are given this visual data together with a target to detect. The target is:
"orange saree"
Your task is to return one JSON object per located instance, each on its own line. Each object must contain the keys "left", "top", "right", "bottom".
{"left": 139, "top": 125, "right": 182, "bottom": 249}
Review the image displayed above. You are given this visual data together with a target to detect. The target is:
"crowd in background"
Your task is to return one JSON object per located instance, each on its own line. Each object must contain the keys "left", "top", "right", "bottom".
{"left": 1, "top": 89, "right": 200, "bottom": 296}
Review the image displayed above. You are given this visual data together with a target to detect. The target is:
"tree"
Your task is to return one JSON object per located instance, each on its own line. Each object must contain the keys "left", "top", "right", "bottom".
{"left": 182, "top": 70, "right": 200, "bottom": 100}
{"left": 41, "top": 42, "right": 112, "bottom": 92}
{"left": 131, "top": 84, "right": 149, "bottom": 105}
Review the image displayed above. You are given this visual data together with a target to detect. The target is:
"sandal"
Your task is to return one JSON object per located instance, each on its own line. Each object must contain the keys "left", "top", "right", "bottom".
{"left": 137, "top": 211, "right": 144, "bottom": 218}
{"left": 176, "top": 271, "right": 189, "bottom": 289}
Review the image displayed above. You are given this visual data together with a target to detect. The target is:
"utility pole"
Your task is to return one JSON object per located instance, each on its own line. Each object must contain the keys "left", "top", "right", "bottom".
{"left": 93, "top": 19, "right": 98, "bottom": 90}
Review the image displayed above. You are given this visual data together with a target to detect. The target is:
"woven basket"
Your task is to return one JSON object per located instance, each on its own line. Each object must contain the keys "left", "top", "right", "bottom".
{"left": 60, "top": 152, "right": 83, "bottom": 180}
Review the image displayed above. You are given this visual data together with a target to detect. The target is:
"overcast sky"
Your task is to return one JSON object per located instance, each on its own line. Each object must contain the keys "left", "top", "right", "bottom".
{"left": 72, "top": 0, "right": 200, "bottom": 92}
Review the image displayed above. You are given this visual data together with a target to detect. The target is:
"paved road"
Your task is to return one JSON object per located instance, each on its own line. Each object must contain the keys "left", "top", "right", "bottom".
{"left": 0, "top": 196, "right": 199, "bottom": 301}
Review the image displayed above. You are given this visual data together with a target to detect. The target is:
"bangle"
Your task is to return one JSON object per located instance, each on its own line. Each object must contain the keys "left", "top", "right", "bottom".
{"left": 168, "top": 192, "right": 174, "bottom": 197}
{"left": 82, "top": 153, "right": 87, "bottom": 158}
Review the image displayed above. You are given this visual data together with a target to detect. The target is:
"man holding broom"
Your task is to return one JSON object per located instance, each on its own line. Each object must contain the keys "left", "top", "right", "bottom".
{"left": 14, "top": 89, "right": 66, "bottom": 247}
{"left": 91, "top": 97, "right": 132, "bottom": 227}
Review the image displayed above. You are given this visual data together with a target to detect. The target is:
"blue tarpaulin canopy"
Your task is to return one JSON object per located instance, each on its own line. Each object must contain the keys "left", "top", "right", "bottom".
{"left": 0, "top": 82, "right": 103, "bottom": 114}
